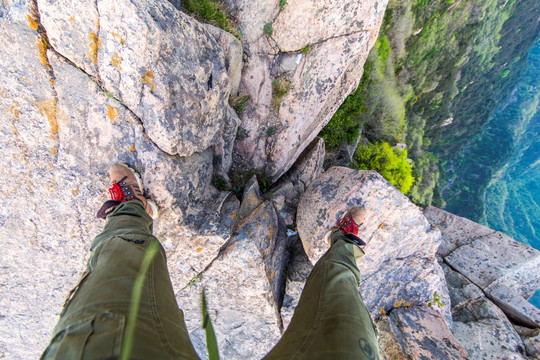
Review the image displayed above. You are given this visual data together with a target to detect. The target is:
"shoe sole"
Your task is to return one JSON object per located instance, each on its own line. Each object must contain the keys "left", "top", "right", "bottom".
{"left": 119, "top": 163, "right": 159, "bottom": 219}
{"left": 323, "top": 229, "right": 335, "bottom": 245}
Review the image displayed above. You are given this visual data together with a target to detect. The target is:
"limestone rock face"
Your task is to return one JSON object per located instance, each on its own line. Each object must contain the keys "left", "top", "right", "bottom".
{"left": 0, "top": 1, "right": 241, "bottom": 358}
{"left": 177, "top": 200, "right": 288, "bottom": 360}
{"left": 443, "top": 264, "right": 527, "bottom": 360}
{"left": 271, "top": 137, "right": 325, "bottom": 226}
{"left": 296, "top": 167, "right": 451, "bottom": 323}
{"left": 227, "top": 0, "right": 388, "bottom": 180}
{"left": 425, "top": 206, "right": 540, "bottom": 328}
{"left": 377, "top": 307, "right": 469, "bottom": 360}
{"left": 38, "top": 0, "right": 241, "bottom": 158}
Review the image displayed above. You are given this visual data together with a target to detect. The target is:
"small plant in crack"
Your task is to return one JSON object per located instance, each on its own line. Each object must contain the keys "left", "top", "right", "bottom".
{"left": 428, "top": 291, "right": 444, "bottom": 308}
{"left": 272, "top": 78, "right": 291, "bottom": 108}
{"left": 212, "top": 176, "right": 229, "bottom": 191}
{"left": 230, "top": 95, "right": 250, "bottom": 115}
{"left": 236, "top": 127, "right": 248, "bottom": 141}
{"left": 187, "top": 273, "right": 203, "bottom": 286}
{"left": 266, "top": 126, "right": 276, "bottom": 137}
{"left": 279, "top": 0, "right": 288, "bottom": 11}
{"left": 263, "top": 22, "right": 274, "bottom": 36}
{"left": 300, "top": 44, "right": 311, "bottom": 55}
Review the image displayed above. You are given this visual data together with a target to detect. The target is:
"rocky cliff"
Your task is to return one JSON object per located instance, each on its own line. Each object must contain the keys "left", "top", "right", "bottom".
{"left": 0, "top": 1, "right": 538, "bottom": 359}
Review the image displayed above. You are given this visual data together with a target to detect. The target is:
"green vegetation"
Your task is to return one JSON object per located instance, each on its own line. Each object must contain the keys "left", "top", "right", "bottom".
{"left": 230, "top": 95, "right": 250, "bottom": 115}
{"left": 236, "top": 127, "right": 248, "bottom": 141}
{"left": 300, "top": 44, "right": 311, "bottom": 55}
{"left": 279, "top": 0, "right": 288, "bottom": 11}
{"left": 201, "top": 290, "right": 220, "bottom": 360}
{"left": 443, "top": 42, "right": 540, "bottom": 230}
{"left": 229, "top": 168, "right": 272, "bottom": 199}
{"left": 182, "top": 0, "right": 240, "bottom": 39}
{"left": 263, "top": 22, "right": 274, "bottom": 36}
{"left": 272, "top": 78, "right": 290, "bottom": 107}
{"left": 188, "top": 273, "right": 203, "bottom": 286}
{"left": 428, "top": 291, "right": 444, "bottom": 308}
{"left": 266, "top": 126, "right": 276, "bottom": 137}
{"left": 319, "top": 0, "right": 540, "bottom": 208}
{"left": 212, "top": 176, "right": 228, "bottom": 191}
{"left": 353, "top": 142, "right": 414, "bottom": 194}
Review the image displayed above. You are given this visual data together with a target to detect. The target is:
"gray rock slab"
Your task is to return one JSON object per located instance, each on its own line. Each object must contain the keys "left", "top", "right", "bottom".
{"left": 271, "top": 136, "right": 325, "bottom": 226}
{"left": 0, "top": 2, "right": 239, "bottom": 358}
{"left": 425, "top": 207, "right": 540, "bottom": 328}
{"left": 377, "top": 306, "right": 470, "bottom": 360}
{"left": 516, "top": 326, "right": 540, "bottom": 358}
{"left": 38, "top": 0, "right": 236, "bottom": 158}
{"left": 237, "top": 175, "right": 263, "bottom": 221}
{"left": 177, "top": 201, "right": 284, "bottom": 360}
{"left": 297, "top": 167, "right": 451, "bottom": 323}
{"left": 229, "top": 0, "right": 388, "bottom": 181}
{"left": 443, "top": 264, "right": 527, "bottom": 359}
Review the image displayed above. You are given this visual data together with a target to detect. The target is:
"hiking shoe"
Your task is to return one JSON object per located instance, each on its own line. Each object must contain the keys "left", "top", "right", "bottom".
{"left": 97, "top": 164, "right": 159, "bottom": 219}
{"left": 323, "top": 206, "right": 367, "bottom": 248}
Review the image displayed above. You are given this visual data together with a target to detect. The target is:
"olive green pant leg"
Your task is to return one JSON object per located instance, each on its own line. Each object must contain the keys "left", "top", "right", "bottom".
{"left": 41, "top": 201, "right": 200, "bottom": 360}
{"left": 263, "top": 233, "right": 380, "bottom": 360}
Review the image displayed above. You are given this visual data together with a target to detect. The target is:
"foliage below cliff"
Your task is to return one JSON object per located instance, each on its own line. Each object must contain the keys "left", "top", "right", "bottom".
{"left": 319, "top": 0, "right": 540, "bottom": 208}
{"left": 352, "top": 142, "right": 414, "bottom": 194}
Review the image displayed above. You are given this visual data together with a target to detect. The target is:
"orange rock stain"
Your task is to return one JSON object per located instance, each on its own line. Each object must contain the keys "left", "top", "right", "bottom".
{"left": 142, "top": 70, "right": 155, "bottom": 92}
{"left": 107, "top": 105, "right": 118, "bottom": 121}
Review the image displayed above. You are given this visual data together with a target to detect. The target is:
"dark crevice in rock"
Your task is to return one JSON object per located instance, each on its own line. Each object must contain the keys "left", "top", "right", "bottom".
{"left": 277, "top": 29, "right": 370, "bottom": 54}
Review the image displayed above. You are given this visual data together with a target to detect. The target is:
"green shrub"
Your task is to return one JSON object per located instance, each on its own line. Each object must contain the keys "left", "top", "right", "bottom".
{"left": 212, "top": 176, "right": 228, "bottom": 191}
{"left": 353, "top": 142, "right": 414, "bottom": 194}
{"left": 183, "top": 0, "right": 240, "bottom": 39}
{"left": 279, "top": 0, "right": 288, "bottom": 11}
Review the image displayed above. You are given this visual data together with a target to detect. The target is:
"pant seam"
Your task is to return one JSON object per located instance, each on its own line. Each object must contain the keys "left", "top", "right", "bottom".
{"left": 147, "top": 248, "right": 177, "bottom": 357}
{"left": 291, "top": 263, "right": 328, "bottom": 359}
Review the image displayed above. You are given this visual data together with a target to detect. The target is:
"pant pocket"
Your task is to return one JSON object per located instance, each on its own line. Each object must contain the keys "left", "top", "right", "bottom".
{"left": 41, "top": 312, "right": 125, "bottom": 360}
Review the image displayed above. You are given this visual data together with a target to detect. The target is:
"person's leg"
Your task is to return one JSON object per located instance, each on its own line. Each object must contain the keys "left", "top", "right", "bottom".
{"left": 41, "top": 200, "right": 200, "bottom": 359}
{"left": 263, "top": 232, "right": 379, "bottom": 360}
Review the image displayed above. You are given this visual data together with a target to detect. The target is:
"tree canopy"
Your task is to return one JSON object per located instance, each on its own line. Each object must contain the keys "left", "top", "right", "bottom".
{"left": 353, "top": 142, "right": 414, "bottom": 194}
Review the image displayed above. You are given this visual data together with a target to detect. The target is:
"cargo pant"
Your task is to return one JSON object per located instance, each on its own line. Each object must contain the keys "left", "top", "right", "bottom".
{"left": 41, "top": 201, "right": 379, "bottom": 360}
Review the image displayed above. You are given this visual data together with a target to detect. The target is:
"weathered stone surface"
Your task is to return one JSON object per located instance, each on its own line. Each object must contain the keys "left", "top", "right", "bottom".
{"left": 297, "top": 167, "right": 451, "bottom": 323}
{"left": 228, "top": 0, "right": 388, "bottom": 180}
{"left": 425, "top": 206, "right": 540, "bottom": 328}
{"left": 0, "top": 2, "right": 241, "bottom": 358}
{"left": 423, "top": 205, "right": 494, "bottom": 257}
{"left": 213, "top": 106, "right": 242, "bottom": 182}
{"left": 178, "top": 201, "right": 286, "bottom": 359}
{"left": 272, "top": 0, "right": 386, "bottom": 52}
{"left": 443, "top": 264, "right": 527, "bottom": 360}
{"left": 377, "top": 307, "right": 470, "bottom": 360}
{"left": 516, "top": 326, "right": 540, "bottom": 358}
{"left": 237, "top": 175, "right": 263, "bottom": 220}
{"left": 38, "top": 0, "right": 236, "bottom": 158}
{"left": 203, "top": 24, "right": 243, "bottom": 97}
{"left": 272, "top": 137, "right": 325, "bottom": 225}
